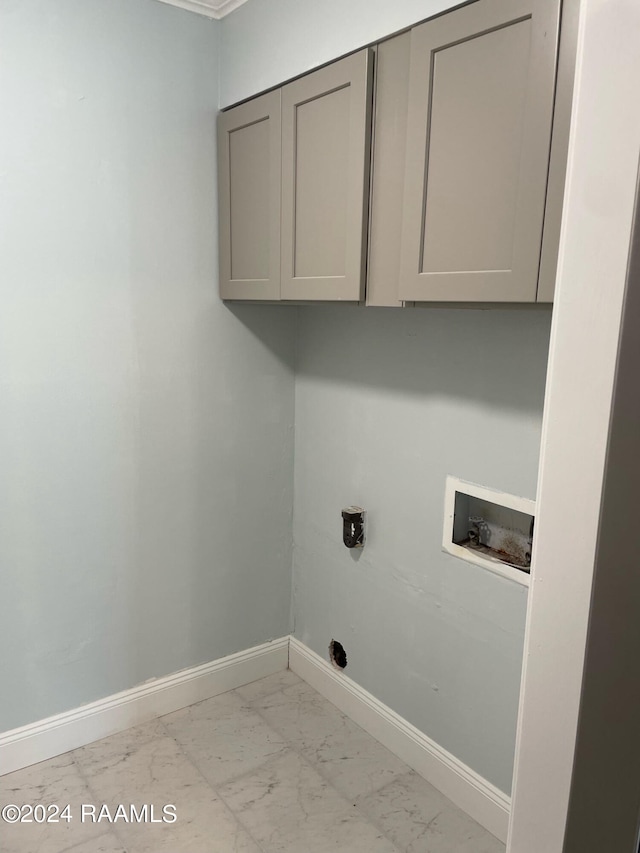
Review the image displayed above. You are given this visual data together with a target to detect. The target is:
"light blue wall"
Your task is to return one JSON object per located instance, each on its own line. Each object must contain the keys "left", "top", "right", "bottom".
{"left": 0, "top": 0, "right": 295, "bottom": 732}
{"left": 220, "top": 0, "right": 552, "bottom": 794}
{"left": 293, "top": 306, "right": 550, "bottom": 794}
{"left": 220, "top": 0, "right": 455, "bottom": 106}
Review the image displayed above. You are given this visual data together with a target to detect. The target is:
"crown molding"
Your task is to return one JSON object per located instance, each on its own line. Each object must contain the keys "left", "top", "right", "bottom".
{"left": 155, "top": 0, "right": 250, "bottom": 20}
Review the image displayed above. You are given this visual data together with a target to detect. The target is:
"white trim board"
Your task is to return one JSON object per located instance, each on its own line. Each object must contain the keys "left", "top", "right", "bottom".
{"left": 155, "top": 0, "right": 249, "bottom": 20}
{"left": 0, "top": 637, "right": 289, "bottom": 777}
{"left": 289, "top": 636, "right": 510, "bottom": 843}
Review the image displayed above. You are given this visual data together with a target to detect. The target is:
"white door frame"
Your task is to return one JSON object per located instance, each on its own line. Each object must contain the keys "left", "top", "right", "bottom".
{"left": 508, "top": 1, "right": 640, "bottom": 850}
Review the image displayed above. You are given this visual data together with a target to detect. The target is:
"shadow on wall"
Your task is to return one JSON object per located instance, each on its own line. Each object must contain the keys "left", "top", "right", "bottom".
{"left": 225, "top": 302, "right": 300, "bottom": 367}
{"left": 123, "top": 296, "right": 298, "bottom": 698}
{"left": 294, "top": 303, "right": 553, "bottom": 415}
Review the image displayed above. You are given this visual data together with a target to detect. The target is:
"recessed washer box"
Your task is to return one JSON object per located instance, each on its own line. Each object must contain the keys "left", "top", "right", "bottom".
{"left": 443, "top": 476, "right": 535, "bottom": 586}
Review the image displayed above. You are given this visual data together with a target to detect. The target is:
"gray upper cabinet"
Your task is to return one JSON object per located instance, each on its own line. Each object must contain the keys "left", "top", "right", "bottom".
{"left": 366, "top": 34, "right": 411, "bottom": 308}
{"left": 399, "top": 0, "right": 561, "bottom": 303}
{"left": 218, "top": 0, "right": 568, "bottom": 305}
{"left": 218, "top": 91, "right": 281, "bottom": 300}
{"left": 280, "top": 50, "right": 373, "bottom": 301}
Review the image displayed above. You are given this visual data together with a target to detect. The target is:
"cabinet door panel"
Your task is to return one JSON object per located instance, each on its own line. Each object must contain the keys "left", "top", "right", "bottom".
{"left": 218, "top": 91, "right": 281, "bottom": 300}
{"left": 400, "top": 0, "right": 561, "bottom": 302}
{"left": 294, "top": 85, "right": 349, "bottom": 278}
{"left": 281, "top": 50, "right": 373, "bottom": 301}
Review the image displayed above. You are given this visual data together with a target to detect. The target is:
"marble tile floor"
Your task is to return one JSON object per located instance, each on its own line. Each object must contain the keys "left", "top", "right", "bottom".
{"left": 0, "top": 670, "right": 505, "bottom": 853}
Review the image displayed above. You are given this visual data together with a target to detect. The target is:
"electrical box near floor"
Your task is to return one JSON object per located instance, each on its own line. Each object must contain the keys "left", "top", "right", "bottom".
{"left": 443, "top": 476, "right": 535, "bottom": 586}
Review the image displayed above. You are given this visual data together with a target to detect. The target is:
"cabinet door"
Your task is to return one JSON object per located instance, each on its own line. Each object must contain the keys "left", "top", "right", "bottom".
{"left": 399, "top": 0, "right": 561, "bottom": 302}
{"left": 366, "top": 34, "right": 411, "bottom": 308}
{"left": 218, "top": 91, "right": 281, "bottom": 300}
{"left": 281, "top": 50, "right": 373, "bottom": 301}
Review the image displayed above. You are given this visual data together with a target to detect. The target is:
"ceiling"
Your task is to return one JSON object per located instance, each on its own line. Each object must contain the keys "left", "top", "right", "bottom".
{"left": 156, "top": 0, "right": 250, "bottom": 19}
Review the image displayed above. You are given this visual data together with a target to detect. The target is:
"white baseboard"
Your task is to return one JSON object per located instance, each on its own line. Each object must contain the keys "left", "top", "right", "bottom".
{"left": 289, "top": 636, "right": 510, "bottom": 843}
{"left": 1, "top": 634, "right": 510, "bottom": 842}
{"left": 0, "top": 637, "right": 289, "bottom": 778}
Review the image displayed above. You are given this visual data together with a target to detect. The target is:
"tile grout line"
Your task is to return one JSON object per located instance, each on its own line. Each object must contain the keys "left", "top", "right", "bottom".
{"left": 266, "top": 679, "right": 503, "bottom": 847}
{"left": 59, "top": 829, "right": 124, "bottom": 853}
{"left": 69, "top": 755, "right": 130, "bottom": 852}
{"left": 155, "top": 715, "right": 269, "bottom": 853}
{"left": 245, "top": 684, "right": 407, "bottom": 852}
{"left": 158, "top": 678, "right": 403, "bottom": 851}
{"left": 154, "top": 683, "right": 298, "bottom": 791}
{"left": 283, "top": 746, "right": 406, "bottom": 853}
